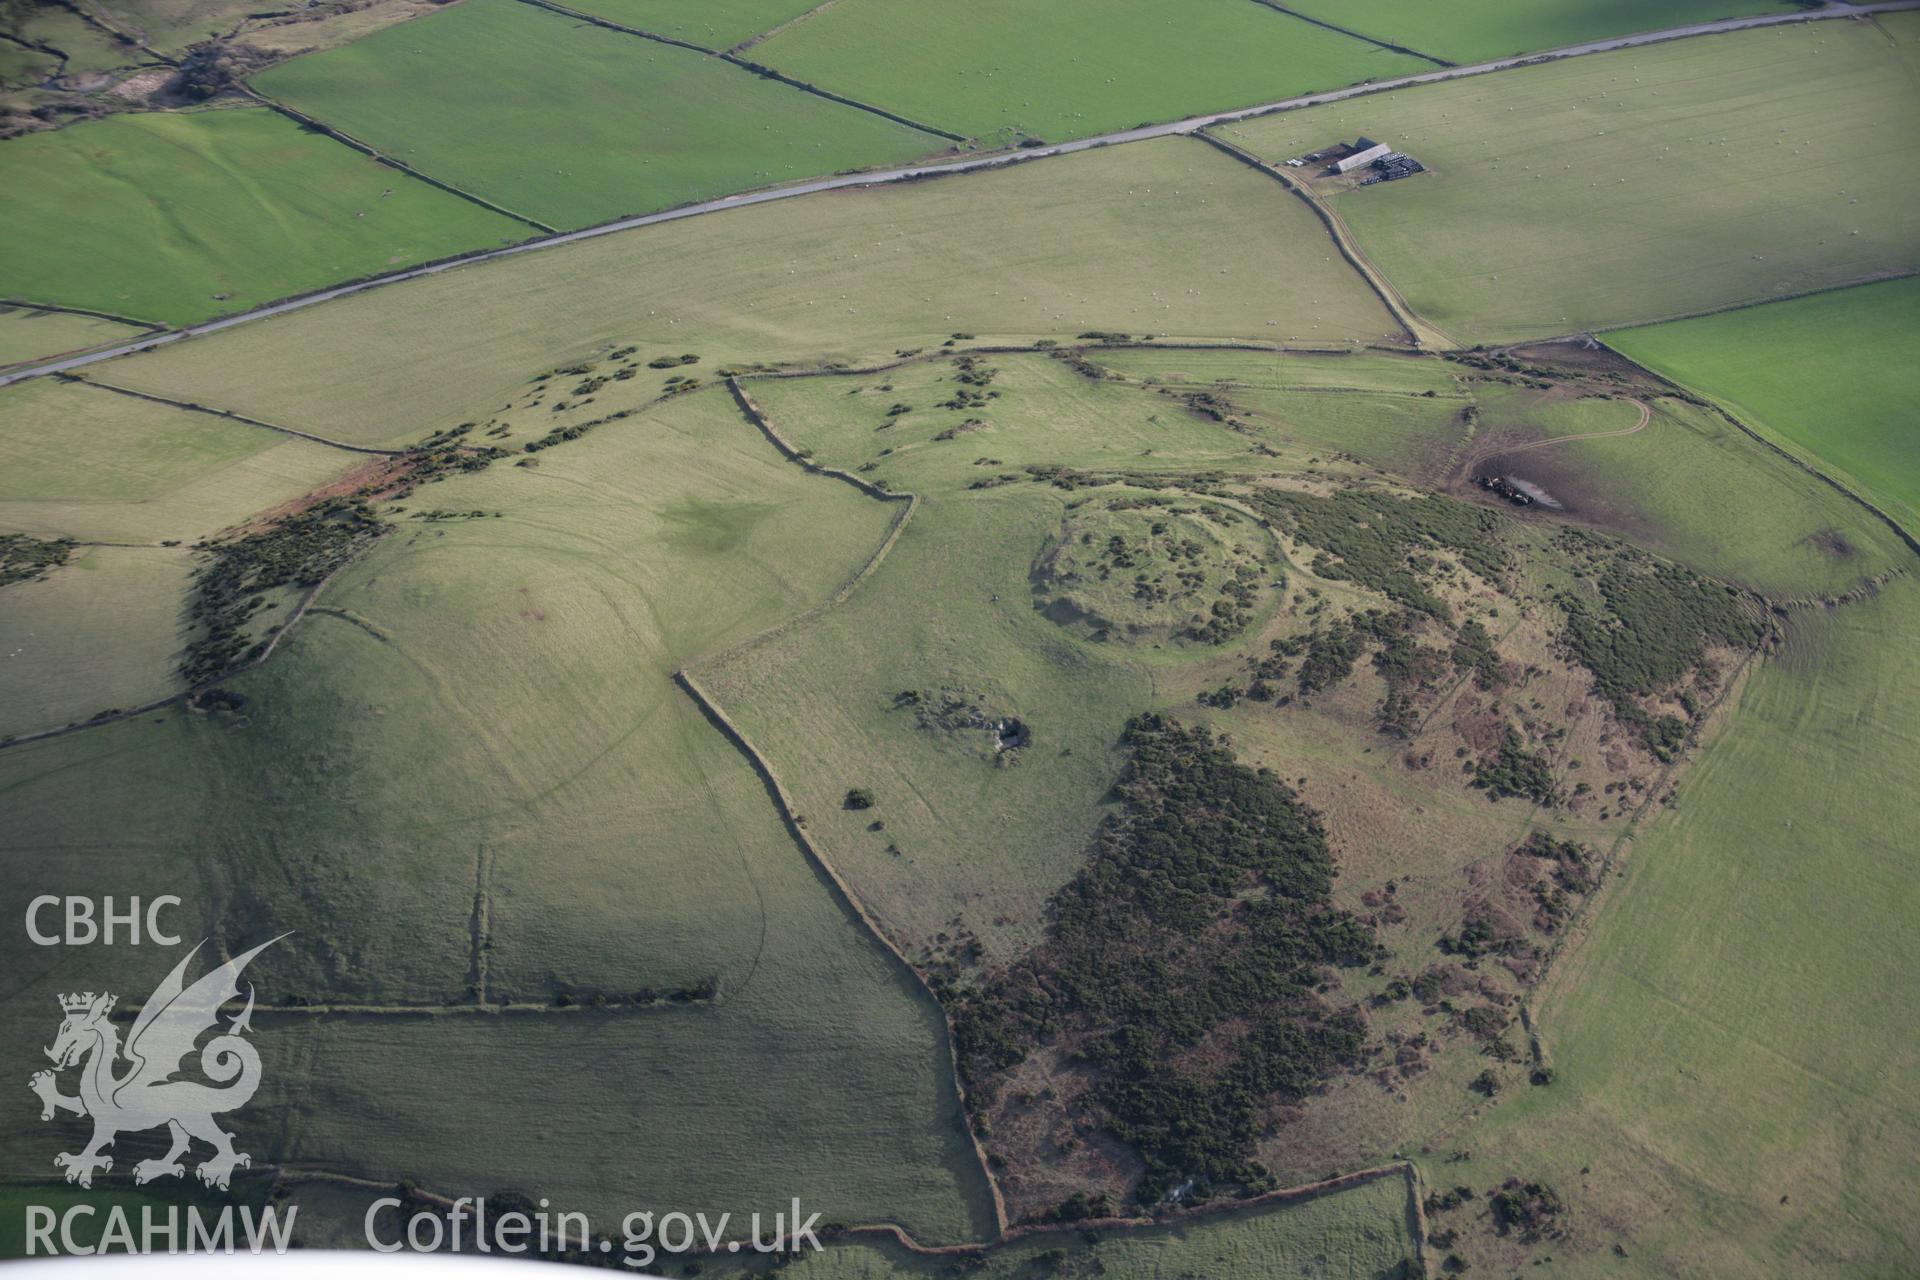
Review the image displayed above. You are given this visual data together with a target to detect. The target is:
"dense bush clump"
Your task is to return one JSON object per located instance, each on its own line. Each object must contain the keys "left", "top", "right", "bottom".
{"left": 1248, "top": 488, "right": 1507, "bottom": 618}
{"left": 1449, "top": 618, "right": 1505, "bottom": 689}
{"left": 0, "top": 533, "right": 74, "bottom": 587}
{"left": 1472, "top": 729, "right": 1561, "bottom": 806}
{"left": 1557, "top": 549, "right": 1763, "bottom": 756}
{"left": 180, "top": 499, "right": 386, "bottom": 686}
{"left": 954, "top": 715, "right": 1376, "bottom": 1203}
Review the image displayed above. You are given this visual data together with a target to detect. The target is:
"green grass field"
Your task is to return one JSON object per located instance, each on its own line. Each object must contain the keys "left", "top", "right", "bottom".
{"left": 0, "top": 387, "right": 995, "bottom": 1241}
{"left": 561, "top": 0, "right": 824, "bottom": 48}
{"left": 0, "top": 106, "right": 524, "bottom": 326}
{"left": 0, "top": 306, "right": 148, "bottom": 368}
{"left": 1224, "top": 17, "right": 1920, "bottom": 343}
{"left": 0, "top": 544, "right": 192, "bottom": 738}
{"left": 100, "top": 138, "right": 1401, "bottom": 443}
{"left": 1447, "top": 575, "right": 1920, "bottom": 1278}
{"left": 1609, "top": 277, "right": 1920, "bottom": 532}
{"left": 1281, "top": 0, "right": 1798, "bottom": 65}
{"left": 751, "top": 0, "right": 1424, "bottom": 143}
{"left": 250, "top": 0, "right": 948, "bottom": 231}
{"left": 0, "top": 377, "right": 356, "bottom": 543}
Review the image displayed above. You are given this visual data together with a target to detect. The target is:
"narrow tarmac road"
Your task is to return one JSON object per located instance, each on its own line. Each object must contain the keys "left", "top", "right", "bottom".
{"left": 4, "top": 0, "right": 1912, "bottom": 389}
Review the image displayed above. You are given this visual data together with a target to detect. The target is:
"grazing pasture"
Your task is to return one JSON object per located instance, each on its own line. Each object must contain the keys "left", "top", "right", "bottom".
{"left": 101, "top": 139, "right": 1402, "bottom": 442}
{"left": 1608, "top": 276, "right": 1920, "bottom": 531}
{"left": 0, "top": 306, "right": 148, "bottom": 369}
{"left": 0, "top": 544, "right": 192, "bottom": 739}
{"left": 1282, "top": 0, "right": 1798, "bottom": 66}
{"left": 1223, "top": 19, "right": 1920, "bottom": 343}
{"left": 0, "top": 378, "right": 354, "bottom": 543}
{"left": 750, "top": 0, "right": 1424, "bottom": 143}
{"left": 250, "top": 0, "right": 948, "bottom": 231}
{"left": 561, "top": 0, "right": 825, "bottom": 48}
{"left": 0, "top": 107, "right": 523, "bottom": 326}
{"left": 0, "top": 387, "right": 995, "bottom": 1242}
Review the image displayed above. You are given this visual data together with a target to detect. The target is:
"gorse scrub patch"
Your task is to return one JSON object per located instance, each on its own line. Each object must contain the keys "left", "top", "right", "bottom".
{"left": 1555, "top": 539, "right": 1764, "bottom": 757}
{"left": 0, "top": 534, "right": 74, "bottom": 587}
{"left": 180, "top": 498, "right": 387, "bottom": 686}
{"left": 1472, "top": 728, "right": 1561, "bottom": 807}
{"left": 1248, "top": 486, "right": 1507, "bottom": 618}
{"left": 954, "top": 715, "right": 1376, "bottom": 1204}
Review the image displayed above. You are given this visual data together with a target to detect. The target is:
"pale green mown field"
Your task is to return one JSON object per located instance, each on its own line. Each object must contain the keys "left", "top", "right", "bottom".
{"left": 1609, "top": 276, "right": 1920, "bottom": 531}
{"left": 250, "top": 0, "right": 948, "bottom": 231}
{"left": 751, "top": 0, "right": 1424, "bottom": 143}
{"left": 1440, "top": 574, "right": 1920, "bottom": 1278}
{"left": 1282, "top": 0, "right": 1797, "bottom": 65}
{"left": 0, "top": 378, "right": 356, "bottom": 543}
{"left": 0, "top": 306, "right": 148, "bottom": 369}
{"left": 0, "top": 545, "right": 191, "bottom": 738}
{"left": 561, "top": 0, "right": 824, "bottom": 48}
{"left": 100, "top": 138, "right": 1400, "bottom": 443}
{"left": 1223, "top": 18, "right": 1920, "bottom": 343}
{"left": 702, "top": 1172, "right": 1418, "bottom": 1278}
{"left": 0, "top": 107, "right": 524, "bottom": 327}
{"left": 0, "top": 388, "right": 994, "bottom": 1241}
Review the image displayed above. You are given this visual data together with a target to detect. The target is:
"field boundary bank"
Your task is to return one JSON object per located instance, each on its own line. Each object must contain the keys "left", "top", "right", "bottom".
{"left": 672, "top": 669, "right": 1011, "bottom": 1240}
{"left": 513, "top": 0, "right": 967, "bottom": 142}
{"left": 735, "top": 338, "right": 1387, "bottom": 389}
{"left": 1582, "top": 268, "right": 1920, "bottom": 340}
{"left": 0, "top": 297, "right": 166, "bottom": 332}
{"left": 1243, "top": 0, "right": 1453, "bottom": 66}
{"left": 689, "top": 379, "right": 1010, "bottom": 1235}
{"left": 60, "top": 374, "right": 406, "bottom": 455}
{"left": 710, "top": 375, "right": 921, "bottom": 648}
{"left": 1193, "top": 131, "right": 1437, "bottom": 347}
{"left": 726, "top": 0, "right": 838, "bottom": 54}
{"left": 235, "top": 86, "right": 559, "bottom": 233}
{"left": 10, "top": 0, "right": 1916, "bottom": 390}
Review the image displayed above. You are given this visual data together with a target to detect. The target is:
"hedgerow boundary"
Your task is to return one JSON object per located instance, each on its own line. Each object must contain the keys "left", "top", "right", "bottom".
{"left": 512, "top": 0, "right": 967, "bottom": 143}
{"left": 57, "top": 374, "right": 408, "bottom": 456}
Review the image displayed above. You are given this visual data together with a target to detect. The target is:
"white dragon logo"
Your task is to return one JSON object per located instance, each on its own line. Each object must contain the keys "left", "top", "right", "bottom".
{"left": 27, "top": 937, "right": 282, "bottom": 1190}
